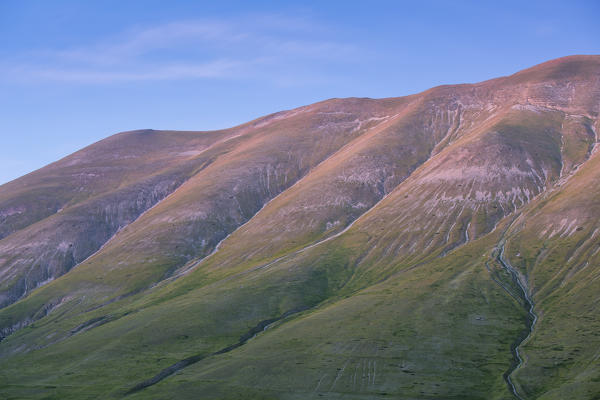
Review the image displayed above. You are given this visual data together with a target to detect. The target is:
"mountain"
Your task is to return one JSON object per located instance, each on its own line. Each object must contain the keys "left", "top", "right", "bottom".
{"left": 0, "top": 55, "right": 599, "bottom": 399}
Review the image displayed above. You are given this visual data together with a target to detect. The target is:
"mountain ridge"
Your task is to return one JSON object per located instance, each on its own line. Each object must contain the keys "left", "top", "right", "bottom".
{"left": 0, "top": 55, "right": 599, "bottom": 399}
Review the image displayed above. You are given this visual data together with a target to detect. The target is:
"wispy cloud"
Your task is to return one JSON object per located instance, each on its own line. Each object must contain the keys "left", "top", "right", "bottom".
{"left": 2, "top": 15, "right": 356, "bottom": 84}
{"left": 8, "top": 60, "right": 242, "bottom": 83}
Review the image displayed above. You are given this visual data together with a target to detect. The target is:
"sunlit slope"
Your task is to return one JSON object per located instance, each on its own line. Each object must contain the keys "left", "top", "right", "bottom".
{"left": 123, "top": 114, "right": 600, "bottom": 399}
{"left": 0, "top": 55, "right": 598, "bottom": 400}
{"left": 132, "top": 144, "right": 600, "bottom": 399}
{"left": 180, "top": 55, "right": 600, "bottom": 284}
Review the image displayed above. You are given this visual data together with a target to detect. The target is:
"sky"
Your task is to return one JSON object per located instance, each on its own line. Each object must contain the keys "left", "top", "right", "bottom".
{"left": 1, "top": 0, "right": 599, "bottom": 185}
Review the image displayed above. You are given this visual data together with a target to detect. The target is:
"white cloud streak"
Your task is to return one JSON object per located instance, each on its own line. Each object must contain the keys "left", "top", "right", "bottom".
{"left": 2, "top": 15, "right": 356, "bottom": 84}
{"left": 10, "top": 60, "right": 241, "bottom": 83}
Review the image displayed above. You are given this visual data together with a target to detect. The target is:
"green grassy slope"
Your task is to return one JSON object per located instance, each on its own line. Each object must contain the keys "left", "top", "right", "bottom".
{"left": 0, "top": 127, "right": 246, "bottom": 308}
{"left": 500, "top": 139, "right": 600, "bottom": 399}
{"left": 0, "top": 99, "right": 410, "bottom": 334}
{"left": 128, "top": 232, "right": 523, "bottom": 400}
{"left": 0, "top": 55, "right": 598, "bottom": 400}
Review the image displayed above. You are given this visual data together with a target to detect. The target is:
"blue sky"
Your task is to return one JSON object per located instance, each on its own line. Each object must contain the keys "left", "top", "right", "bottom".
{"left": 1, "top": 0, "right": 598, "bottom": 185}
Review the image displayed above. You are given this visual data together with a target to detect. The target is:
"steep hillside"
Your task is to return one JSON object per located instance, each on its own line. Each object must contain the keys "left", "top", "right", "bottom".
{"left": 0, "top": 128, "right": 229, "bottom": 307}
{"left": 0, "top": 55, "right": 599, "bottom": 400}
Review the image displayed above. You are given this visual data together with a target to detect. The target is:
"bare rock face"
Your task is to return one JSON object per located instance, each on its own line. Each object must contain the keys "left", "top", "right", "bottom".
{"left": 0, "top": 55, "right": 599, "bottom": 399}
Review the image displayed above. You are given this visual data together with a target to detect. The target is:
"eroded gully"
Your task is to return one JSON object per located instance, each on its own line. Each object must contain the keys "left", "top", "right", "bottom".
{"left": 124, "top": 306, "right": 308, "bottom": 396}
{"left": 496, "top": 243, "right": 538, "bottom": 400}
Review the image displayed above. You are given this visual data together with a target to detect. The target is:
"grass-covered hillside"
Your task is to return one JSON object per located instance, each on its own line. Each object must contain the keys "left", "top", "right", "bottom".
{"left": 0, "top": 55, "right": 599, "bottom": 399}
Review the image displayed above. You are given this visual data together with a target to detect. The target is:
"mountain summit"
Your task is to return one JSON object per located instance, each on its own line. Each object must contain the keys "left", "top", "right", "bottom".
{"left": 1, "top": 55, "right": 599, "bottom": 399}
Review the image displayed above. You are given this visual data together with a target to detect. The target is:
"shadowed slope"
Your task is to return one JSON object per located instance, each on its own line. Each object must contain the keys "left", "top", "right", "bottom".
{"left": 0, "top": 128, "right": 240, "bottom": 308}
